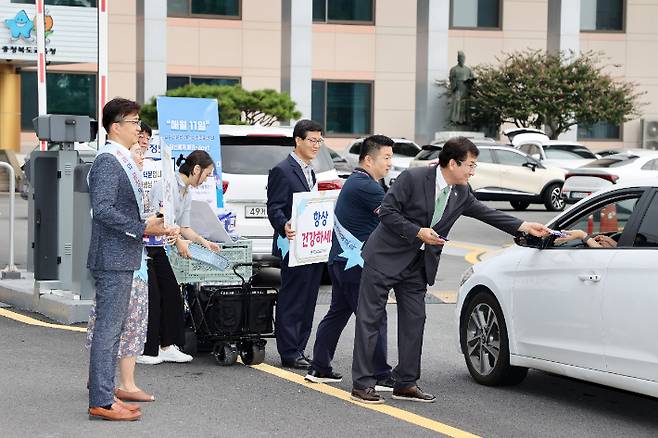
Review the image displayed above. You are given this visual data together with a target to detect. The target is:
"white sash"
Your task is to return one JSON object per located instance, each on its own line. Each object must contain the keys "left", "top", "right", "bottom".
{"left": 90, "top": 141, "right": 145, "bottom": 219}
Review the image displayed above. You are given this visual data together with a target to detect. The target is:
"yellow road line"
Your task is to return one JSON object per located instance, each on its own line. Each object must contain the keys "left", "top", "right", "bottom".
{"left": 429, "top": 290, "right": 458, "bottom": 304}
{"left": 249, "top": 362, "right": 480, "bottom": 438}
{"left": 0, "top": 307, "right": 87, "bottom": 333}
{"left": 444, "top": 241, "right": 491, "bottom": 265}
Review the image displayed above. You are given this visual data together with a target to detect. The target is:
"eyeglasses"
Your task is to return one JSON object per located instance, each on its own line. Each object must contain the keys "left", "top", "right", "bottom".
{"left": 457, "top": 160, "right": 477, "bottom": 170}
{"left": 115, "top": 118, "right": 142, "bottom": 128}
{"left": 305, "top": 137, "right": 325, "bottom": 146}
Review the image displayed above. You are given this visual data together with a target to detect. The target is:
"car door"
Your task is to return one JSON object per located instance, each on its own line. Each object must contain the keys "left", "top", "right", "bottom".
{"left": 602, "top": 189, "right": 658, "bottom": 381}
{"left": 493, "top": 149, "right": 545, "bottom": 196}
{"left": 467, "top": 147, "right": 498, "bottom": 191}
{"left": 513, "top": 191, "right": 644, "bottom": 370}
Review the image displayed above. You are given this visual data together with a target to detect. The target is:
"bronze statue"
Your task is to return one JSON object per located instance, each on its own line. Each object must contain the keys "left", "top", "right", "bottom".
{"left": 449, "top": 51, "right": 476, "bottom": 125}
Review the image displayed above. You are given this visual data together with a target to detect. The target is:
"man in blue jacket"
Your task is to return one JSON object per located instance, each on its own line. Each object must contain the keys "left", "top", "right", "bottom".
{"left": 267, "top": 119, "right": 324, "bottom": 369}
{"left": 305, "top": 135, "right": 395, "bottom": 389}
{"left": 87, "top": 98, "right": 173, "bottom": 421}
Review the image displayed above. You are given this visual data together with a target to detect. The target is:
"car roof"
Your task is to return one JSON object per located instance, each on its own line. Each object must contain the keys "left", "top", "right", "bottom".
{"left": 219, "top": 124, "right": 293, "bottom": 137}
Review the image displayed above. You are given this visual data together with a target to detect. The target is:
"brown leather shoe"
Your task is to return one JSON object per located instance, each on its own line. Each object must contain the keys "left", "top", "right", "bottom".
{"left": 350, "top": 387, "right": 385, "bottom": 404}
{"left": 88, "top": 403, "right": 142, "bottom": 421}
{"left": 392, "top": 385, "right": 436, "bottom": 403}
{"left": 114, "top": 397, "right": 142, "bottom": 411}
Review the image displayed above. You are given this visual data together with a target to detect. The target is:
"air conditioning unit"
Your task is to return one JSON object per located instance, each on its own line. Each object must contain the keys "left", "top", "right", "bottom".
{"left": 641, "top": 118, "right": 658, "bottom": 150}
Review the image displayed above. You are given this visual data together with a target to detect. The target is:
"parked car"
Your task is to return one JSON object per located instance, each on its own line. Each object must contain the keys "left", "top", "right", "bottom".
{"left": 328, "top": 148, "right": 353, "bottom": 178}
{"left": 457, "top": 180, "right": 658, "bottom": 399}
{"left": 344, "top": 137, "right": 420, "bottom": 185}
{"left": 154, "top": 125, "right": 343, "bottom": 265}
{"left": 408, "top": 143, "right": 566, "bottom": 211}
{"left": 504, "top": 128, "right": 598, "bottom": 170}
{"left": 561, "top": 150, "right": 658, "bottom": 204}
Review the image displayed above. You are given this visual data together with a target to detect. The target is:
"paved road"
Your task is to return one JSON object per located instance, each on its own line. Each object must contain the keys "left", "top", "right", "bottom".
{"left": 2, "top": 197, "right": 658, "bottom": 437}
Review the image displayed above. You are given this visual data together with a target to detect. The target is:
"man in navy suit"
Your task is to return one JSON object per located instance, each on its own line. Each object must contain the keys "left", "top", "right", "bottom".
{"left": 350, "top": 137, "right": 551, "bottom": 404}
{"left": 86, "top": 98, "right": 173, "bottom": 421}
{"left": 267, "top": 119, "right": 324, "bottom": 369}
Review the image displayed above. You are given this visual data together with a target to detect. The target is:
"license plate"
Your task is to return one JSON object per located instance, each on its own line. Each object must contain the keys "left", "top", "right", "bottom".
{"left": 245, "top": 204, "right": 267, "bottom": 218}
{"left": 571, "top": 192, "right": 589, "bottom": 199}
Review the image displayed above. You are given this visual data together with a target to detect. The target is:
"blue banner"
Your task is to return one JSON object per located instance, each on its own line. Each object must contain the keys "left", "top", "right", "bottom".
{"left": 155, "top": 96, "right": 223, "bottom": 208}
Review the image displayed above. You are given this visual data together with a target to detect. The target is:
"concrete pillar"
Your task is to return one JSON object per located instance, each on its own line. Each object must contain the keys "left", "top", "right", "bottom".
{"left": 0, "top": 65, "right": 21, "bottom": 152}
{"left": 415, "top": 0, "right": 450, "bottom": 145}
{"left": 547, "top": 0, "right": 581, "bottom": 140}
{"left": 136, "top": 0, "right": 167, "bottom": 105}
{"left": 281, "top": 0, "right": 312, "bottom": 123}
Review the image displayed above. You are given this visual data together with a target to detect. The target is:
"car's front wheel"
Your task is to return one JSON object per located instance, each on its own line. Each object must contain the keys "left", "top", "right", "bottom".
{"left": 460, "top": 291, "right": 527, "bottom": 386}
{"left": 543, "top": 183, "right": 565, "bottom": 211}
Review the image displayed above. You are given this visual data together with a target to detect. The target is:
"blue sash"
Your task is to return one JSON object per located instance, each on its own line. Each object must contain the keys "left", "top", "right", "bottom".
{"left": 333, "top": 217, "right": 364, "bottom": 270}
{"left": 92, "top": 141, "right": 145, "bottom": 219}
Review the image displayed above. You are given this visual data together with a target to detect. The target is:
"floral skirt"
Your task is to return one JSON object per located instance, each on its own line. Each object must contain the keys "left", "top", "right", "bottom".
{"left": 86, "top": 274, "right": 149, "bottom": 358}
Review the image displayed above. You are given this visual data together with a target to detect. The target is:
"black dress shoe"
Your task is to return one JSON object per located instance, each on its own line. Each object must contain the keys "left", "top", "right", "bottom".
{"left": 281, "top": 356, "right": 310, "bottom": 369}
{"left": 392, "top": 385, "right": 436, "bottom": 403}
{"left": 350, "top": 387, "right": 384, "bottom": 404}
{"left": 304, "top": 369, "right": 343, "bottom": 383}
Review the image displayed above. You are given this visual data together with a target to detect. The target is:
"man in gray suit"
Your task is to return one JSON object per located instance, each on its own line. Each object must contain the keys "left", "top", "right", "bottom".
{"left": 351, "top": 137, "right": 549, "bottom": 404}
{"left": 87, "top": 98, "right": 173, "bottom": 421}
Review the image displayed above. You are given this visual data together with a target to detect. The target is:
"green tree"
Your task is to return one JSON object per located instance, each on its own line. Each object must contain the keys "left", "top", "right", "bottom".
{"left": 140, "top": 84, "right": 301, "bottom": 128}
{"left": 468, "top": 50, "right": 645, "bottom": 139}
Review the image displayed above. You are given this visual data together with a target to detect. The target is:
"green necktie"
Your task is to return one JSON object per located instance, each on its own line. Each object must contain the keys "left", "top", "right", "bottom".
{"left": 431, "top": 186, "right": 451, "bottom": 227}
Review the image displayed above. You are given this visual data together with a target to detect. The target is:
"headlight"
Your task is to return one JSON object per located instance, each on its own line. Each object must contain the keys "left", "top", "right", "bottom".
{"left": 460, "top": 266, "right": 474, "bottom": 286}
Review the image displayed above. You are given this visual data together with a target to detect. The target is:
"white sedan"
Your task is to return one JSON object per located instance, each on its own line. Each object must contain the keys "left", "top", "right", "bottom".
{"left": 562, "top": 150, "right": 658, "bottom": 203}
{"left": 456, "top": 180, "right": 658, "bottom": 398}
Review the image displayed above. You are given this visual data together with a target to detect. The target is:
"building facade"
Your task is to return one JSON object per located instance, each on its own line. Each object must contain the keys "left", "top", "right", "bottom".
{"left": 1, "top": 0, "right": 657, "bottom": 153}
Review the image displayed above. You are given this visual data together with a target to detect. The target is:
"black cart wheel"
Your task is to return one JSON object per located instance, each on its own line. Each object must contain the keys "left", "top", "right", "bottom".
{"left": 182, "top": 328, "right": 197, "bottom": 356}
{"left": 238, "top": 340, "right": 266, "bottom": 365}
{"left": 213, "top": 343, "right": 238, "bottom": 366}
{"left": 510, "top": 200, "right": 530, "bottom": 211}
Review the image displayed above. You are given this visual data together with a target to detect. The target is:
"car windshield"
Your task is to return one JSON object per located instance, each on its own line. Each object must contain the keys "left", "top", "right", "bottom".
{"left": 544, "top": 145, "right": 597, "bottom": 159}
{"left": 544, "top": 148, "right": 592, "bottom": 160}
{"left": 221, "top": 136, "right": 334, "bottom": 174}
{"left": 580, "top": 156, "right": 639, "bottom": 168}
{"left": 394, "top": 142, "right": 420, "bottom": 157}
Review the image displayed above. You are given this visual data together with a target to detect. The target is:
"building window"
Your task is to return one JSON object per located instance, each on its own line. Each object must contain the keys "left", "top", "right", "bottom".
{"left": 11, "top": 0, "right": 96, "bottom": 6}
{"left": 577, "top": 121, "right": 622, "bottom": 140}
{"left": 167, "top": 0, "right": 240, "bottom": 18}
{"left": 20, "top": 71, "right": 96, "bottom": 130}
{"left": 312, "top": 80, "right": 372, "bottom": 136}
{"left": 313, "top": 0, "right": 374, "bottom": 24}
{"left": 581, "top": 0, "right": 624, "bottom": 31}
{"left": 166, "top": 75, "right": 240, "bottom": 90}
{"left": 450, "top": 0, "right": 501, "bottom": 29}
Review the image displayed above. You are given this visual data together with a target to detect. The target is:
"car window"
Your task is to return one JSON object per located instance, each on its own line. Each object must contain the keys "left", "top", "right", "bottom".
{"left": 633, "top": 193, "right": 658, "bottom": 247}
{"left": 495, "top": 149, "right": 528, "bottom": 166}
{"left": 349, "top": 142, "right": 362, "bottom": 155}
{"left": 545, "top": 145, "right": 597, "bottom": 159}
{"left": 221, "top": 137, "right": 334, "bottom": 174}
{"left": 544, "top": 149, "right": 589, "bottom": 160}
{"left": 416, "top": 148, "right": 441, "bottom": 161}
{"left": 640, "top": 159, "right": 658, "bottom": 171}
{"left": 394, "top": 142, "right": 420, "bottom": 157}
{"left": 519, "top": 144, "right": 542, "bottom": 158}
{"left": 477, "top": 148, "right": 495, "bottom": 163}
{"left": 551, "top": 194, "right": 641, "bottom": 248}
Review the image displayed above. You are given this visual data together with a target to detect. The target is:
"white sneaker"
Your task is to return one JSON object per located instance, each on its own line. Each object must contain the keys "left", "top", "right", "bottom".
{"left": 136, "top": 354, "right": 163, "bottom": 365}
{"left": 159, "top": 345, "right": 193, "bottom": 363}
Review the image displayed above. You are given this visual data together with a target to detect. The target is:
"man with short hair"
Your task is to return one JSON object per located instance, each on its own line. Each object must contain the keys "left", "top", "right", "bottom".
{"left": 305, "top": 135, "right": 395, "bottom": 389}
{"left": 267, "top": 119, "right": 325, "bottom": 369}
{"left": 87, "top": 98, "right": 173, "bottom": 421}
{"left": 350, "top": 137, "right": 550, "bottom": 404}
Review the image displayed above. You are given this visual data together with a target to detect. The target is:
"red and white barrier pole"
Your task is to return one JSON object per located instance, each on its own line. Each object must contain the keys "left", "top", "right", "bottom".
{"left": 35, "top": 0, "right": 47, "bottom": 151}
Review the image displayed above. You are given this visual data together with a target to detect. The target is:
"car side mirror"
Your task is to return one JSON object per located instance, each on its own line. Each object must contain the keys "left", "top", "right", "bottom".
{"left": 514, "top": 233, "right": 545, "bottom": 248}
{"left": 523, "top": 161, "right": 537, "bottom": 172}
